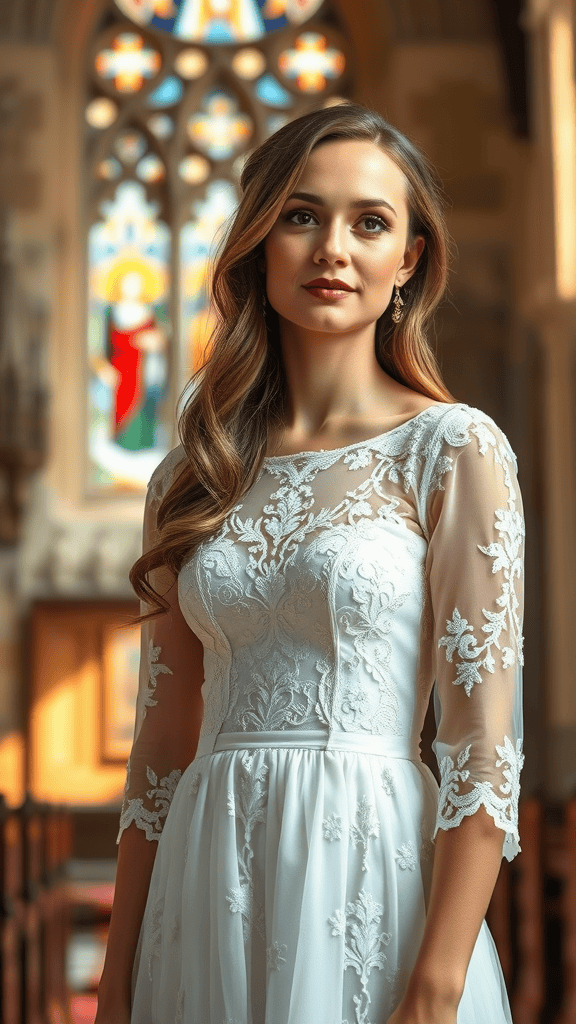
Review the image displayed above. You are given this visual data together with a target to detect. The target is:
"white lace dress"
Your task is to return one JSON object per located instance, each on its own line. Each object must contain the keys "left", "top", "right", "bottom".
{"left": 118, "top": 402, "right": 524, "bottom": 1024}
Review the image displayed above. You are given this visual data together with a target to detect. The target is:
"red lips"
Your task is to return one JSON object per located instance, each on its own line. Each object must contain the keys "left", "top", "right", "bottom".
{"left": 303, "top": 278, "right": 355, "bottom": 291}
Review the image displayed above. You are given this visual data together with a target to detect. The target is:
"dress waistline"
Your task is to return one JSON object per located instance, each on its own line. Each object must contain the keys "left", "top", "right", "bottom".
{"left": 205, "top": 729, "right": 422, "bottom": 761}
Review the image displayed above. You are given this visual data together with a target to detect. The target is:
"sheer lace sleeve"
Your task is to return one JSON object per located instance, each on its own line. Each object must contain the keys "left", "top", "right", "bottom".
{"left": 425, "top": 408, "right": 525, "bottom": 862}
{"left": 117, "top": 446, "right": 204, "bottom": 844}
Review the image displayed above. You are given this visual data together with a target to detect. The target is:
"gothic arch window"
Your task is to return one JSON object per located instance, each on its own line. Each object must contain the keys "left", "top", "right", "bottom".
{"left": 85, "top": 0, "right": 352, "bottom": 495}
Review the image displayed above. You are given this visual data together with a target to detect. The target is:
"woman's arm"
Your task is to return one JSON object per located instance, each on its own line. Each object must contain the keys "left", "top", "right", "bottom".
{"left": 96, "top": 448, "right": 205, "bottom": 1020}
{"left": 387, "top": 808, "right": 504, "bottom": 1023}
{"left": 388, "top": 409, "right": 525, "bottom": 1022}
{"left": 96, "top": 828, "right": 159, "bottom": 1018}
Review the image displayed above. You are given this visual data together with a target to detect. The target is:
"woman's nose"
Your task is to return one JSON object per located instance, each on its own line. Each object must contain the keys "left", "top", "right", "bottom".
{"left": 313, "top": 222, "right": 351, "bottom": 266}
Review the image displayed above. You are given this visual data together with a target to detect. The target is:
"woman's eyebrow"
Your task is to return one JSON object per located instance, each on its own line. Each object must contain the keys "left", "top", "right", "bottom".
{"left": 286, "top": 190, "right": 397, "bottom": 216}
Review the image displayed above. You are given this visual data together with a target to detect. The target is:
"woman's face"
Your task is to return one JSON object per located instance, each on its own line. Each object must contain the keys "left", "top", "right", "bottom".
{"left": 263, "top": 138, "right": 424, "bottom": 335}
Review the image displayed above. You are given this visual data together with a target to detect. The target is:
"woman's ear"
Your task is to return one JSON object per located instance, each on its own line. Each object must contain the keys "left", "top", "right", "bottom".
{"left": 396, "top": 235, "right": 425, "bottom": 287}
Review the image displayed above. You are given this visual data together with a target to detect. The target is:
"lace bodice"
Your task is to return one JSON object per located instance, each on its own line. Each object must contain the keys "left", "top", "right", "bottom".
{"left": 118, "top": 402, "right": 525, "bottom": 861}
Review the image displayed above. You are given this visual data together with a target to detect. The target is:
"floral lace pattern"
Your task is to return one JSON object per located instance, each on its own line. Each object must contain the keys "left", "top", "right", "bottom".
{"left": 435, "top": 735, "right": 524, "bottom": 859}
{"left": 437, "top": 428, "right": 524, "bottom": 694}
{"left": 322, "top": 797, "right": 385, "bottom": 873}
{"left": 117, "top": 766, "right": 182, "bottom": 842}
{"left": 349, "top": 796, "right": 380, "bottom": 873}
{"left": 145, "top": 891, "right": 164, "bottom": 981}
{"left": 226, "top": 751, "right": 268, "bottom": 942}
{"left": 328, "top": 888, "right": 392, "bottom": 1024}
{"left": 266, "top": 941, "right": 287, "bottom": 970}
{"left": 144, "top": 639, "right": 173, "bottom": 714}
{"left": 395, "top": 841, "right": 417, "bottom": 871}
{"left": 127, "top": 404, "right": 524, "bottom": 1022}
{"left": 122, "top": 403, "right": 524, "bottom": 880}
{"left": 434, "top": 416, "right": 524, "bottom": 698}
{"left": 180, "top": 413, "right": 436, "bottom": 748}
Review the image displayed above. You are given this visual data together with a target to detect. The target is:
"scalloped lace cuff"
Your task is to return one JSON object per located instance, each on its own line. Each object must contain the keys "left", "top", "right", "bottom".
{"left": 434, "top": 736, "right": 524, "bottom": 862}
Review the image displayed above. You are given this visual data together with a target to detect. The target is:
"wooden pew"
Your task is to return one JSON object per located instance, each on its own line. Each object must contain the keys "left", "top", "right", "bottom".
{"left": 557, "top": 794, "right": 576, "bottom": 1024}
{"left": 42, "top": 805, "right": 72, "bottom": 1024}
{"left": 0, "top": 794, "right": 25, "bottom": 1024}
{"left": 21, "top": 795, "right": 45, "bottom": 1024}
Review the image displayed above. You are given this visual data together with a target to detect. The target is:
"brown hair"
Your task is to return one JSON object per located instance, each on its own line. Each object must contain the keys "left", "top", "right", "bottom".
{"left": 130, "top": 102, "right": 455, "bottom": 621}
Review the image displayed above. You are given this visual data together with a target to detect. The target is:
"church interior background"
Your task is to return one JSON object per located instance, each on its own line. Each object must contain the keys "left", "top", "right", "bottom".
{"left": 1, "top": 0, "right": 575, "bottom": 1021}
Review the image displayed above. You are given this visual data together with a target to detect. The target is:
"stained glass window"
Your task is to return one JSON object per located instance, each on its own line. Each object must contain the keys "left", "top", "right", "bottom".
{"left": 114, "top": 0, "right": 326, "bottom": 43}
{"left": 86, "top": 0, "right": 351, "bottom": 494}
{"left": 88, "top": 183, "right": 171, "bottom": 488}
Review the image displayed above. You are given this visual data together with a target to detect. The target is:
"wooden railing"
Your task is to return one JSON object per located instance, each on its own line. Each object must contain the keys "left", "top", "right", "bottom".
{"left": 0, "top": 794, "right": 72, "bottom": 1024}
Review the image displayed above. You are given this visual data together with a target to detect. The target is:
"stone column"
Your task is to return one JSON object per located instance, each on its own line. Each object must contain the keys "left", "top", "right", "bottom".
{"left": 522, "top": 0, "right": 576, "bottom": 797}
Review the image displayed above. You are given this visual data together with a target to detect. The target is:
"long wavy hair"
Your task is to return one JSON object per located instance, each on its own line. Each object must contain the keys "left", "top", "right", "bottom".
{"left": 130, "top": 103, "right": 456, "bottom": 622}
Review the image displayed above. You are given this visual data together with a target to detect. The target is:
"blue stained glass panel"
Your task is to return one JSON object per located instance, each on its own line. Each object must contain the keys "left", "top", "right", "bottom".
{"left": 148, "top": 75, "right": 184, "bottom": 106}
{"left": 255, "top": 73, "right": 293, "bottom": 107}
{"left": 115, "top": 0, "right": 325, "bottom": 44}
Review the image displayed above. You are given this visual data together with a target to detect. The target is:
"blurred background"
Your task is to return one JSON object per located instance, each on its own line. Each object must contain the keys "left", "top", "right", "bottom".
{"left": 0, "top": 0, "right": 573, "bottom": 1021}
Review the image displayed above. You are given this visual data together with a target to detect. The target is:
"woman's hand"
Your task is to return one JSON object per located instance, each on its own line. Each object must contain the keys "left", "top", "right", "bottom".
{"left": 386, "top": 991, "right": 459, "bottom": 1024}
{"left": 385, "top": 972, "right": 461, "bottom": 1024}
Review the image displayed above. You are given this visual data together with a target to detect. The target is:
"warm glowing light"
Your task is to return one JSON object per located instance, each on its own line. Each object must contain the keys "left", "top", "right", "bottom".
{"left": 148, "top": 113, "right": 175, "bottom": 138}
{"left": 174, "top": 47, "right": 209, "bottom": 78}
{"left": 0, "top": 732, "right": 25, "bottom": 806}
{"left": 278, "top": 32, "right": 345, "bottom": 93}
{"left": 95, "top": 32, "right": 161, "bottom": 93}
{"left": 549, "top": 9, "right": 576, "bottom": 298}
{"left": 179, "top": 154, "right": 211, "bottom": 183}
{"left": 136, "top": 153, "right": 166, "bottom": 181}
{"left": 96, "top": 157, "right": 122, "bottom": 179}
{"left": 187, "top": 89, "right": 252, "bottom": 160}
{"left": 86, "top": 97, "right": 118, "bottom": 128}
{"left": 232, "top": 47, "right": 266, "bottom": 79}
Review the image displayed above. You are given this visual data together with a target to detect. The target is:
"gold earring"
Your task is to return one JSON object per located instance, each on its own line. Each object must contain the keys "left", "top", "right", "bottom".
{"left": 391, "top": 284, "right": 404, "bottom": 324}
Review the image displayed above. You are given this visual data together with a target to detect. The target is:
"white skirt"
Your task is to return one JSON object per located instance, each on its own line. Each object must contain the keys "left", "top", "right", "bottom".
{"left": 130, "top": 731, "right": 513, "bottom": 1024}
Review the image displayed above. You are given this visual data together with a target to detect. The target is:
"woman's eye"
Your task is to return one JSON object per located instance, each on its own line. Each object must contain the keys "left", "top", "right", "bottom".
{"left": 359, "top": 215, "right": 388, "bottom": 233}
{"left": 287, "top": 209, "right": 316, "bottom": 226}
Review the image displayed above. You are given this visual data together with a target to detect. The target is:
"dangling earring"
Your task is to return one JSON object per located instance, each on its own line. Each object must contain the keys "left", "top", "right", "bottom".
{"left": 391, "top": 284, "right": 404, "bottom": 324}
{"left": 261, "top": 284, "right": 267, "bottom": 318}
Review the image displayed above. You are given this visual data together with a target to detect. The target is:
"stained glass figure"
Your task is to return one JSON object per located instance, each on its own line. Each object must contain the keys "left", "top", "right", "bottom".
{"left": 278, "top": 31, "right": 345, "bottom": 92}
{"left": 148, "top": 75, "right": 184, "bottom": 106}
{"left": 86, "top": 97, "right": 118, "bottom": 128}
{"left": 187, "top": 89, "right": 252, "bottom": 160}
{"left": 95, "top": 32, "right": 162, "bottom": 92}
{"left": 180, "top": 179, "right": 237, "bottom": 386}
{"left": 88, "top": 0, "right": 350, "bottom": 493}
{"left": 88, "top": 181, "right": 171, "bottom": 489}
{"left": 114, "top": 0, "right": 324, "bottom": 42}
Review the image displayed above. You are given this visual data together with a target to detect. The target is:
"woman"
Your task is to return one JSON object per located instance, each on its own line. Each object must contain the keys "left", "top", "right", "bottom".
{"left": 96, "top": 103, "right": 524, "bottom": 1024}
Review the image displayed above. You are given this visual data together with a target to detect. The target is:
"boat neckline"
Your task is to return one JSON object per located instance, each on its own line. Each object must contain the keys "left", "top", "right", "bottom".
{"left": 262, "top": 402, "right": 458, "bottom": 463}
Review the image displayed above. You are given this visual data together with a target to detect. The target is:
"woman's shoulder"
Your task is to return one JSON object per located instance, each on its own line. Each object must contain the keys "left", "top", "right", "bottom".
{"left": 147, "top": 444, "right": 188, "bottom": 499}
{"left": 422, "top": 401, "right": 518, "bottom": 471}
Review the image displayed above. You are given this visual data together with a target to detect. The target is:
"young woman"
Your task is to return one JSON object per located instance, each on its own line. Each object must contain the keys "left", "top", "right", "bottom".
{"left": 96, "top": 103, "right": 524, "bottom": 1024}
